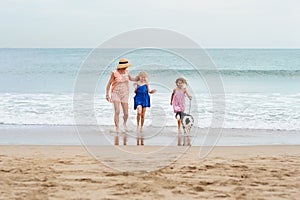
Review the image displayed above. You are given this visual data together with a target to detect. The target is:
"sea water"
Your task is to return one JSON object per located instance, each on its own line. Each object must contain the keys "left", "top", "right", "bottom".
{"left": 1, "top": 48, "right": 299, "bottom": 131}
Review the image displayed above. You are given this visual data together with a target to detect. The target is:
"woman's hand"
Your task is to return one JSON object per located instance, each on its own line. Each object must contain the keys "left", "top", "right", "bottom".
{"left": 106, "top": 94, "right": 111, "bottom": 102}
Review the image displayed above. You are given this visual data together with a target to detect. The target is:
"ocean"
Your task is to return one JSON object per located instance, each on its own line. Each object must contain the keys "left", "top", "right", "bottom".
{"left": 1, "top": 48, "right": 299, "bottom": 131}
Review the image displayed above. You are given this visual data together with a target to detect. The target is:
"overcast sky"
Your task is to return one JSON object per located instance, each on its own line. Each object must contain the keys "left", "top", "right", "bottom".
{"left": 1, "top": 0, "right": 299, "bottom": 48}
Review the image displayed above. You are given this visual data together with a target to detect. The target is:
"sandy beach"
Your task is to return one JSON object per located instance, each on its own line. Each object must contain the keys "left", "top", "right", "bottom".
{"left": 2, "top": 0, "right": 300, "bottom": 199}
{"left": 1, "top": 145, "right": 299, "bottom": 199}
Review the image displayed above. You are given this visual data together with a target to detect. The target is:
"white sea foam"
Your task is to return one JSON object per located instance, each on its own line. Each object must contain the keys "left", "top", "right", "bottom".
{"left": 0, "top": 93, "right": 300, "bottom": 131}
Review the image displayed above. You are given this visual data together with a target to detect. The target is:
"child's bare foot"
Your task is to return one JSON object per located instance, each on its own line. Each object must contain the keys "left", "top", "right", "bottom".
{"left": 177, "top": 134, "right": 182, "bottom": 146}
{"left": 177, "top": 139, "right": 182, "bottom": 146}
{"left": 141, "top": 138, "right": 144, "bottom": 146}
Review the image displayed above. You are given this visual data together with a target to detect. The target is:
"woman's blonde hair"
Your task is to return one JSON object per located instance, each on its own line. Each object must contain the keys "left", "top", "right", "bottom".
{"left": 136, "top": 71, "right": 149, "bottom": 81}
{"left": 175, "top": 77, "right": 188, "bottom": 85}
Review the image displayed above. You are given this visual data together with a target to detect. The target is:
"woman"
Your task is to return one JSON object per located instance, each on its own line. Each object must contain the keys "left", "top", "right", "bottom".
{"left": 106, "top": 58, "right": 136, "bottom": 145}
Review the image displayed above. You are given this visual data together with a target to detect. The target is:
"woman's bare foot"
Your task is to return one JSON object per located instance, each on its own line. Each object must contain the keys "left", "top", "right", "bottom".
{"left": 123, "top": 136, "right": 127, "bottom": 145}
{"left": 123, "top": 123, "right": 128, "bottom": 132}
{"left": 114, "top": 136, "right": 119, "bottom": 145}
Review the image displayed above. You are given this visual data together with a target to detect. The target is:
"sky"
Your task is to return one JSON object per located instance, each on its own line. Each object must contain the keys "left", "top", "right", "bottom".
{"left": 0, "top": 0, "right": 300, "bottom": 48}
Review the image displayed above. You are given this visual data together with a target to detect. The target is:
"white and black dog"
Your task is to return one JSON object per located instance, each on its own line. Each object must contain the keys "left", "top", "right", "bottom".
{"left": 176, "top": 112, "right": 194, "bottom": 146}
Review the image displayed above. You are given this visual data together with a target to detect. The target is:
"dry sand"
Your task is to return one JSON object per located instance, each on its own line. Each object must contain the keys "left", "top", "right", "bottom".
{"left": 0, "top": 145, "right": 299, "bottom": 199}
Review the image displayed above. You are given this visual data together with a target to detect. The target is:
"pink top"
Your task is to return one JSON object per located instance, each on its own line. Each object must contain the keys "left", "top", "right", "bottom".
{"left": 172, "top": 89, "right": 185, "bottom": 112}
{"left": 111, "top": 69, "right": 129, "bottom": 95}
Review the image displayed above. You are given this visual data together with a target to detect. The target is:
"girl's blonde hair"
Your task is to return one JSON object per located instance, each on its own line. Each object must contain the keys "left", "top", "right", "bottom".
{"left": 175, "top": 77, "right": 188, "bottom": 85}
{"left": 136, "top": 71, "right": 149, "bottom": 81}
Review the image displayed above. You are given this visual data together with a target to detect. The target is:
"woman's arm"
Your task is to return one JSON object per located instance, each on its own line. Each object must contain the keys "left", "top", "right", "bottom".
{"left": 105, "top": 72, "right": 114, "bottom": 102}
{"left": 128, "top": 73, "right": 137, "bottom": 81}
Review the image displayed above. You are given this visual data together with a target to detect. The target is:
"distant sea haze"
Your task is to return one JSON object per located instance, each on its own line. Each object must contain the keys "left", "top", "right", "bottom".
{"left": 0, "top": 48, "right": 299, "bottom": 130}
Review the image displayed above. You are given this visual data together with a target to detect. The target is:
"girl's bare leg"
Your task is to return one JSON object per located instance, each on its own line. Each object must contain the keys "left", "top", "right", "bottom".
{"left": 137, "top": 108, "right": 146, "bottom": 146}
{"left": 177, "top": 135, "right": 182, "bottom": 146}
{"left": 136, "top": 106, "right": 142, "bottom": 145}
{"left": 177, "top": 119, "right": 181, "bottom": 133}
{"left": 136, "top": 105, "right": 142, "bottom": 132}
{"left": 140, "top": 108, "right": 146, "bottom": 132}
{"left": 177, "top": 119, "right": 181, "bottom": 146}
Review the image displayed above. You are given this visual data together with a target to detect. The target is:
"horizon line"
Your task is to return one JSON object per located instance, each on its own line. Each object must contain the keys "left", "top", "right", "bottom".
{"left": 1, "top": 47, "right": 300, "bottom": 49}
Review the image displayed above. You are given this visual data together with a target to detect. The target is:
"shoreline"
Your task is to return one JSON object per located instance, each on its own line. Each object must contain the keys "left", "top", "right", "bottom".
{"left": 1, "top": 125, "right": 299, "bottom": 146}
{"left": 1, "top": 123, "right": 300, "bottom": 132}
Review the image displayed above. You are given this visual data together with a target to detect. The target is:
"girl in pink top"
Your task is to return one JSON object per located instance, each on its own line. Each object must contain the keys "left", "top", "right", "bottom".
{"left": 170, "top": 77, "right": 192, "bottom": 134}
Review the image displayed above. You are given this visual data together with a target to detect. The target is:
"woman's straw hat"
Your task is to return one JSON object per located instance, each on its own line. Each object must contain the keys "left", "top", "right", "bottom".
{"left": 117, "top": 58, "right": 132, "bottom": 69}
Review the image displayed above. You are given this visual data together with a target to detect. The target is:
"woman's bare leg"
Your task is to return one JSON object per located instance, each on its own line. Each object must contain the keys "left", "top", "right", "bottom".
{"left": 114, "top": 136, "right": 119, "bottom": 146}
{"left": 113, "top": 101, "right": 120, "bottom": 133}
{"left": 121, "top": 102, "right": 129, "bottom": 145}
{"left": 123, "top": 136, "right": 127, "bottom": 146}
{"left": 121, "top": 102, "right": 129, "bottom": 127}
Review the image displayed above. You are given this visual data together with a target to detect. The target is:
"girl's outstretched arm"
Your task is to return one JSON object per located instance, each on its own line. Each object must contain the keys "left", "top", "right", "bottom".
{"left": 147, "top": 83, "right": 156, "bottom": 94}
{"left": 170, "top": 89, "right": 175, "bottom": 105}
{"left": 184, "top": 88, "right": 192, "bottom": 100}
{"left": 133, "top": 82, "right": 138, "bottom": 93}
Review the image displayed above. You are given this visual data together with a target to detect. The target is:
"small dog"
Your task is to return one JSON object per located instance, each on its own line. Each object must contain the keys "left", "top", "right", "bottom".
{"left": 176, "top": 112, "right": 194, "bottom": 146}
